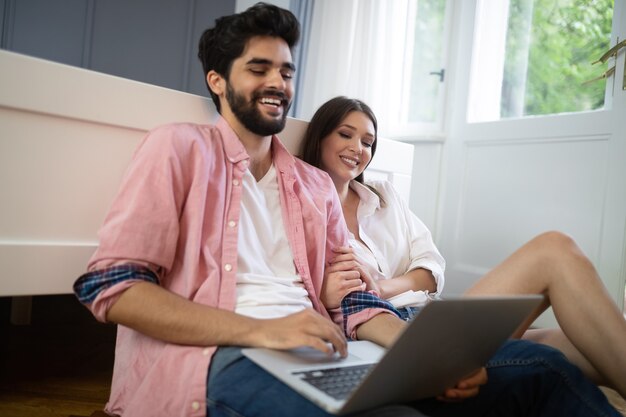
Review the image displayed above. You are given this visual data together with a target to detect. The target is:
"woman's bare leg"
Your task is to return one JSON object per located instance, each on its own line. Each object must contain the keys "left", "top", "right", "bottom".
{"left": 464, "top": 231, "right": 626, "bottom": 397}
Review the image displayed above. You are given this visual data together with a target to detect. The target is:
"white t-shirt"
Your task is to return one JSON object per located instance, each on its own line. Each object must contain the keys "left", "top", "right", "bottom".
{"left": 349, "top": 180, "right": 446, "bottom": 306}
{"left": 235, "top": 164, "right": 313, "bottom": 319}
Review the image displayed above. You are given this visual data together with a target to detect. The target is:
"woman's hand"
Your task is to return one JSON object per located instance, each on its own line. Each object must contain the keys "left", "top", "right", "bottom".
{"left": 436, "top": 367, "right": 488, "bottom": 402}
{"left": 354, "top": 262, "right": 382, "bottom": 297}
{"left": 321, "top": 247, "right": 367, "bottom": 309}
{"left": 331, "top": 246, "right": 384, "bottom": 297}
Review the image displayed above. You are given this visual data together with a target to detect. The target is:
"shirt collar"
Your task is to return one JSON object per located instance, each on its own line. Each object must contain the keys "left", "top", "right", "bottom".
{"left": 216, "top": 115, "right": 296, "bottom": 174}
{"left": 271, "top": 134, "right": 296, "bottom": 174}
{"left": 216, "top": 116, "right": 249, "bottom": 163}
{"left": 349, "top": 180, "right": 380, "bottom": 217}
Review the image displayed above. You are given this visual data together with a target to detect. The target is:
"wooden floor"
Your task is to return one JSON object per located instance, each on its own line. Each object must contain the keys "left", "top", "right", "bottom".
{"left": 0, "top": 295, "right": 115, "bottom": 417}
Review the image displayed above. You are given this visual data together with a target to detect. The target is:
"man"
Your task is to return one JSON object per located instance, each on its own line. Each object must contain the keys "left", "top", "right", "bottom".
{"left": 74, "top": 3, "right": 621, "bottom": 417}
{"left": 73, "top": 4, "right": 386, "bottom": 416}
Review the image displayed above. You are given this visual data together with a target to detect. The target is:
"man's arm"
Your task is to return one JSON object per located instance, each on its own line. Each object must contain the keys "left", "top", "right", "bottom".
{"left": 353, "top": 309, "right": 405, "bottom": 348}
{"left": 107, "top": 281, "right": 347, "bottom": 356}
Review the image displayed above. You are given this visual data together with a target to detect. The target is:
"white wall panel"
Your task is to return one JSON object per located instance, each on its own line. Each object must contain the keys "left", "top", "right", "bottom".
{"left": 408, "top": 142, "right": 444, "bottom": 235}
{"left": 0, "top": 50, "right": 216, "bottom": 296}
{"left": 441, "top": 134, "right": 615, "bottom": 328}
{"left": 366, "top": 136, "right": 415, "bottom": 203}
{"left": 0, "top": 108, "right": 140, "bottom": 241}
{"left": 453, "top": 136, "right": 609, "bottom": 273}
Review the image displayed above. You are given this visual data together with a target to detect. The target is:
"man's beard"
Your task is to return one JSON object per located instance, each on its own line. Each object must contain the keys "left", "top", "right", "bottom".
{"left": 225, "top": 82, "right": 291, "bottom": 136}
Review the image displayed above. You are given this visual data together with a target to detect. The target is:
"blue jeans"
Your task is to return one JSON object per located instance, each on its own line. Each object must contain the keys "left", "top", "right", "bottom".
{"left": 206, "top": 340, "right": 620, "bottom": 417}
{"left": 412, "top": 339, "right": 621, "bottom": 417}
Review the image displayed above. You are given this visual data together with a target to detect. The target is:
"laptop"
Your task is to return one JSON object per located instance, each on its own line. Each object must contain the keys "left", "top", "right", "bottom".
{"left": 242, "top": 295, "right": 543, "bottom": 415}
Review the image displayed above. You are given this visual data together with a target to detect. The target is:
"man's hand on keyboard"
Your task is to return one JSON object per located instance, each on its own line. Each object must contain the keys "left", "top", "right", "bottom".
{"left": 250, "top": 309, "right": 348, "bottom": 357}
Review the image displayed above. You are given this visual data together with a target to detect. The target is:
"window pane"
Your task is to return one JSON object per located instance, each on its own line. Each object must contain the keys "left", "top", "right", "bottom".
{"left": 469, "top": 0, "right": 614, "bottom": 122}
{"left": 408, "top": 0, "right": 448, "bottom": 124}
{"left": 503, "top": 0, "right": 613, "bottom": 118}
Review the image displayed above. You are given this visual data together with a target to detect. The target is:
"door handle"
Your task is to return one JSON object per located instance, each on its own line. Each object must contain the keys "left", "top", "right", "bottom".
{"left": 592, "top": 39, "right": 626, "bottom": 65}
{"left": 429, "top": 69, "right": 445, "bottom": 82}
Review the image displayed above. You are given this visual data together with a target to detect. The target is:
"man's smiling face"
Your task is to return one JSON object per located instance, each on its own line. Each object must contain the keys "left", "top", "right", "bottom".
{"left": 221, "top": 35, "right": 295, "bottom": 136}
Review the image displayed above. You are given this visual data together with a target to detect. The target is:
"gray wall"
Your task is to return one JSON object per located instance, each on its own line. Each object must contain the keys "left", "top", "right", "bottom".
{"left": 0, "top": 0, "right": 236, "bottom": 96}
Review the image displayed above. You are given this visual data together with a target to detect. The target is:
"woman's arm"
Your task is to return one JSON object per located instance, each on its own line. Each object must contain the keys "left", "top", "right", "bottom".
{"left": 375, "top": 267, "right": 437, "bottom": 300}
{"left": 325, "top": 247, "right": 436, "bottom": 300}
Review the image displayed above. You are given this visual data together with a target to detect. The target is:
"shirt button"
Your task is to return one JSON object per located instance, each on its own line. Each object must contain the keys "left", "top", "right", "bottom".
{"left": 191, "top": 401, "right": 200, "bottom": 411}
{"left": 203, "top": 348, "right": 211, "bottom": 356}
{"left": 224, "top": 264, "right": 232, "bottom": 272}
{"left": 233, "top": 179, "right": 240, "bottom": 186}
{"left": 228, "top": 220, "right": 236, "bottom": 228}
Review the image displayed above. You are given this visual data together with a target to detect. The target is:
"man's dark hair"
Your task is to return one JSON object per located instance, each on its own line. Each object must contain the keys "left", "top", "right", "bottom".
{"left": 198, "top": 2, "right": 300, "bottom": 112}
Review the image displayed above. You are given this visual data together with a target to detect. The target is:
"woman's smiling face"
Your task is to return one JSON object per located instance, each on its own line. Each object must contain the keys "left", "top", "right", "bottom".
{"left": 319, "top": 110, "right": 376, "bottom": 186}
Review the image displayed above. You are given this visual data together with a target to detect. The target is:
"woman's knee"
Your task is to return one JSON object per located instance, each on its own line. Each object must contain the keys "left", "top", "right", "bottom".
{"left": 528, "top": 231, "right": 593, "bottom": 269}
{"left": 531, "top": 231, "right": 575, "bottom": 253}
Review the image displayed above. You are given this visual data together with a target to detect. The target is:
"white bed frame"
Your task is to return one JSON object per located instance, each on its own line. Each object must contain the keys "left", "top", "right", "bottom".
{"left": 0, "top": 50, "right": 414, "bottom": 311}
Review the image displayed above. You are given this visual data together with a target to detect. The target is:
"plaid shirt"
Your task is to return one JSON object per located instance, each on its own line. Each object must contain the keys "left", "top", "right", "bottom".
{"left": 341, "top": 291, "right": 402, "bottom": 338}
{"left": 74, "top": 264, "right": 158, "bottom": 303}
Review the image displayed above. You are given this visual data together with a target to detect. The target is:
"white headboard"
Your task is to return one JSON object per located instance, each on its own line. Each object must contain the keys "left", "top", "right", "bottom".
{"left": 0, "top": 49, "right": 413, "bottom": 296}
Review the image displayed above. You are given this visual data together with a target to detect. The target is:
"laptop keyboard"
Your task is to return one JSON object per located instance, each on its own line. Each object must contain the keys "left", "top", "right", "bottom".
{"left": 293, "top": 364, "right": 372, "bottom": 400}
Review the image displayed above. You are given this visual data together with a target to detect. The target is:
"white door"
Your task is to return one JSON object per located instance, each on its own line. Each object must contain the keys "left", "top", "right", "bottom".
{"left": 439, "top": 0, "right": 626, "bottom": 326}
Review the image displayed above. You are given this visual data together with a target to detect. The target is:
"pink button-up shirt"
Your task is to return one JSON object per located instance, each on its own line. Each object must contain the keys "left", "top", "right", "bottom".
{"left": 81, "top": 117, "right": 387, "bottom": 417}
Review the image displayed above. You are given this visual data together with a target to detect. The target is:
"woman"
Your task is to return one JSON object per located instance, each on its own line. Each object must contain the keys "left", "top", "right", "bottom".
{"left": 300, "top": 96, "right": 626, "bottom": 400}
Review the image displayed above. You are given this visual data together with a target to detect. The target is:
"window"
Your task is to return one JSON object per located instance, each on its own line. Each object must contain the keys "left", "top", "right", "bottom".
{"left": 468, "top": 0, "right": 614, "bottom": 122}
{"left": 406, "top": 0, "right": 450, "bottom": 127}
{"left": 297, "top": 0, "right": 452, "bottom": 139}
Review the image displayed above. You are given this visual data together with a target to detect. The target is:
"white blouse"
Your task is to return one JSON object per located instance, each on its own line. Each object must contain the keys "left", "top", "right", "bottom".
{"left": 348, "top": 180, "right": 445, "bottom": 305}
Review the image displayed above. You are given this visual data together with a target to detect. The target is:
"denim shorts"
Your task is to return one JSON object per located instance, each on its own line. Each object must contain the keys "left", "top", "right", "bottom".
{"left": 396, "top": 305, "right": 423, "bottom": 321}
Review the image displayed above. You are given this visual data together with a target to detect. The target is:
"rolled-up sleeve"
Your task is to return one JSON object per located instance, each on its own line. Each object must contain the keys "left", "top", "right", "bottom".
{"left": 74, "top": 263, "right": 159, "bottom": 322}
{"left": 341, "top": 291, "right": 402, "bottom": 340}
